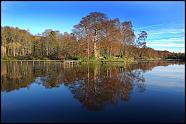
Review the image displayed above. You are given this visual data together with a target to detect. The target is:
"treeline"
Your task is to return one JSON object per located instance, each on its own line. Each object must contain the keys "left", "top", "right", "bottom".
{"left": 1, "top": 12, "right": 185, "bottom": 60}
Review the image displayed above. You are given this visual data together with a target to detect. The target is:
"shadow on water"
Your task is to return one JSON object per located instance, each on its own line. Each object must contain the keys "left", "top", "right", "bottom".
{"left": 1, "top": 61, "right": 184, "bottom": 111}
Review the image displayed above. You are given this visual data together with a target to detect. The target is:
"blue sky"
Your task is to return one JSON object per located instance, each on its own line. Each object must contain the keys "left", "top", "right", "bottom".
{"left": 1, "top": 1, "right": 185, "bottom": 53}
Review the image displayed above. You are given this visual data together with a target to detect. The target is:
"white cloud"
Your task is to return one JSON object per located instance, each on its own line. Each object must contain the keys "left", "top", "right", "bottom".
{"left": 147, "top": 37, "right": 185, "bottom": 52}
{"left": 149, "top": 37, "right": 184, "bottom": 43}
{"left": 135, "top": 23, "right": 184, "bottom": 36}
{"left": 148, "top": 43, "right": 184, "bottom": 47}
{"left": 151, "top": 47, "right": 185, "bottom": 53}
{"left": 147, "top": 28, "right": 184, "bottom": 36}
{"left": 135, "top": 23, "right": 185, "bottom": 52}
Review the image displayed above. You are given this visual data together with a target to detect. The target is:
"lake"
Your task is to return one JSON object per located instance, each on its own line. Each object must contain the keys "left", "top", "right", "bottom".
{"left": 1, "top": 61, "right": 185, "bottom": 123}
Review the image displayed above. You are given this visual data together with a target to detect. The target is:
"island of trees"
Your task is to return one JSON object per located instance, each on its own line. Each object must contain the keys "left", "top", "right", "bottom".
{"left": 1, "top": 12, "right": 185, "bottom": 62}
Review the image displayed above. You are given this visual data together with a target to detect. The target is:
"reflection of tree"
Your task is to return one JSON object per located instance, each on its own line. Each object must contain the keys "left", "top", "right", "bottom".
{"left": 1, "top": 61, "right": 184, "bottom": 110}
{"left": 1, "top": 62, "right": 34, "bottom": 92}
{"left": 1, "top": 62, "right": 88, "bottom": 91}
{"left": 67, "top": 64, "right": 145, "bottom": 111}
{"left": 129, "top": 61, "right": 184, "bottom": 72}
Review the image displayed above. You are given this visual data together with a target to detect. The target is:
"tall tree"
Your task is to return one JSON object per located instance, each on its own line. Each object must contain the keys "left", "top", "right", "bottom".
{"left": 121, "top": 21, "right": 135, "bottom": 57}
{"left": 136, "top": 31, "right": 147, "bottom": 58}
{"left": 74, "top": 12, "right": 108, "bottom": 59}
{"left": 100, "top": 18, "right": 122, "bottom": 57}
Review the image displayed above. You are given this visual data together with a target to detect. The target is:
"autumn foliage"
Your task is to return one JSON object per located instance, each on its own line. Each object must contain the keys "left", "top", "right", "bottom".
{"left": 1, "top": 12, "right": 184, "bottom": 60}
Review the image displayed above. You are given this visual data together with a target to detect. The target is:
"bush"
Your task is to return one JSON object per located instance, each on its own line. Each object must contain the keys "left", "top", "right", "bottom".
{"left": 1, "top": 56, "right": 14, "bottom": 60}
{"left": 42, "top": 57, "right": 49, "bottom": 60}
{"left": 67, "top": 55, "right": 81, "bottom": 60}
{"left": 71, "top": 56, "right": 80, "bottom": 60}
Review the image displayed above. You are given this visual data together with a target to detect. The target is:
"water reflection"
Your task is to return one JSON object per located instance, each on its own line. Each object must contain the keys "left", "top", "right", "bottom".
{"left": 1, "top": 61, "right": 184, "bottom": 111}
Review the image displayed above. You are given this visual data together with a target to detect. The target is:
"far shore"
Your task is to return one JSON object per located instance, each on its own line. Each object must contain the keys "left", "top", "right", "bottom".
{"left": 1, "top": 59, "right": 184, "bottom": 63}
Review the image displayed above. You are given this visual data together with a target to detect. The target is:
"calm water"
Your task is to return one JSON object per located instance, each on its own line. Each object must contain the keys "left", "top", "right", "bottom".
{"left": 1, "top": 61, "right": 185, "bottom": 123}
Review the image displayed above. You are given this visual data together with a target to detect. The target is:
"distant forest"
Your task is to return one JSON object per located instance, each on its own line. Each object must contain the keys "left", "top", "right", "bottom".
{"left": 1, "top": 12, "right": 185, "bottom": 61}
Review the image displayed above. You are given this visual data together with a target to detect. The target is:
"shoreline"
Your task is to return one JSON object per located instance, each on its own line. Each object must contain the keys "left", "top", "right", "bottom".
{"left": 1, "top": 59, "right": 184, "bottom": 63}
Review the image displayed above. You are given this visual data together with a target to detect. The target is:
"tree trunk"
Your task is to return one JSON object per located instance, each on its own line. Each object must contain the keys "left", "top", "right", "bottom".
{"left": 93, "top": 42, "right": 98, "bottom": 59}
{"left": 123, "top": 45, "right": 126, "bottom": 57}
{"left": 109, "top": 45, "right": 112, "bottom": 56}
{"left": 93, "top": 29, "right": 98, "bottom": 59}
{"left": 1, "top": 46, "right": 6, "bottom": 57}
{"left": 22, "top": 49, "right": 25, "bottom": 56}
{"left": 13, "top": 47, "right": 15, "bottom": 57}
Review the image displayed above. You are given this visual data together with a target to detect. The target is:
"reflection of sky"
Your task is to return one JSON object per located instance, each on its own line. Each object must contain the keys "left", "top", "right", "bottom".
{"left": 1, "top": 83, "right": 79, "bottom": 111}
{"left": 144, "top": 64, "right": 185, "bottom": 92}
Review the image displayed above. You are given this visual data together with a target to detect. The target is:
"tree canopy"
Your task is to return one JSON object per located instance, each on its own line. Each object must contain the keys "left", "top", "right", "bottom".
{"left": 1, "top": 12, "right": 184, "bottom": 61}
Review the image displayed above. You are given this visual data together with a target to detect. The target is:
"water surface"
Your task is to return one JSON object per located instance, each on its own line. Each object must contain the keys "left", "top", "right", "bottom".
{"left": 1, "top": 61, "right": 185, "bottom": 123}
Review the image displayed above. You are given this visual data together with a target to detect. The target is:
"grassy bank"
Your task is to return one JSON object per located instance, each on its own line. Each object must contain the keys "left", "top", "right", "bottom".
{"left": 2, "top": 56, "right": 183, "bottom": 63}
{"left": 1, "top": 58, "right": 135, "bottom": 65}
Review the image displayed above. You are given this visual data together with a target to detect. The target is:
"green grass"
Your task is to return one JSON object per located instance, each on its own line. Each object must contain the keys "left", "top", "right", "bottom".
{"left": 1, "top": 55, "right": 136, "bottom": 64}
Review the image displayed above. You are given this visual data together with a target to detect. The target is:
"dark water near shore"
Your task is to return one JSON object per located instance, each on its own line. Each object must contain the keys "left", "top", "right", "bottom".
{"left": 1, "top": 61, "right": 185, "bottom": 123}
